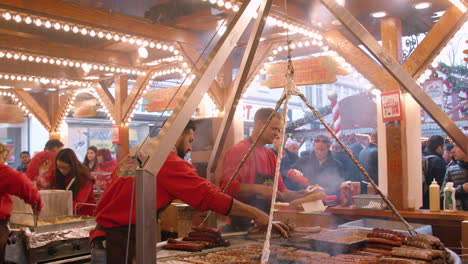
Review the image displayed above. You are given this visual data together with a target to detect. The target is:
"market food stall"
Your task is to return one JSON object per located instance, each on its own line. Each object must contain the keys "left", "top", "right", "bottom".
{"left": 0, "top": 0, "right": 466, "bottom": 263}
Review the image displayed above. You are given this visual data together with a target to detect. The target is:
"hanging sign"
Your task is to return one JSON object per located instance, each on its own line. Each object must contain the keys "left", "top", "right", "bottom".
{"left": 261, "top": 56, "right": 349, "bottom": 88}
{"left": 112, "top": 125, "right": 121, "bottom": 144}
{"left": 0, "top": 104, "right": 26, "bottom": 124}
{"left": 423, "top": 78, "right": 444, "bottom": 122}
{"left": 72, "top": 99, "right": 99, "bottom": 118}
{"left": 381, "top": 90, "right": 403, "bottom": 122}
{"left": 142, "top": 86, "right": 188, "bottom": 112}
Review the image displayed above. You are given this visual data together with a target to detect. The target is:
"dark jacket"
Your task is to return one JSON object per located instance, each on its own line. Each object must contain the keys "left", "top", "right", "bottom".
{"left": 332, "top": 151, "right": 363, "bottom": 183}
{"left": 358, "top": 143, "right": 378, "bottom": 185}
{"left": 421, "top": 149, "right": 447, "bottom": 209}
{"left": 441, "top": 161, "right": 468, "bottom": 211}
{"left": 291, "top": 151, "right": 344, "bottom": 195}
{"left": 279, "top": 149, "right": 299, "bottom": 190}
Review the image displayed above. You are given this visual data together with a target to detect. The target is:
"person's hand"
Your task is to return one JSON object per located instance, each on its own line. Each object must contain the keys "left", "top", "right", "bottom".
{"left": 463, "top": 183, "right": 468, "bottom": 193}
{"left": 257, "top": 185, "right": 285, "bottom": 201}
{"left": 252, "top": 210, "right": 269, "bottom": 227}
{"left": 287, "top": 169, "right": 310, "bottom": 186}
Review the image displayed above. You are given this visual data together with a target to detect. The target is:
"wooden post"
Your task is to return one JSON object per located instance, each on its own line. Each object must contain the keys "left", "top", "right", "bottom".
{"left": 380, "top": 18, "right": 409, "bottom": 210}
{"left": 48, "top": 91, "right": 61, "bottom": 140}
{"left": 115, "top": 75, "right": 129, "bottom": 161}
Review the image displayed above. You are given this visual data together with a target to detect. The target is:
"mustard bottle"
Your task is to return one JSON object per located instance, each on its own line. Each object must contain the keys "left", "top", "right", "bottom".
{"left": 429, "top": 179, "right": 440, "bottom": 212}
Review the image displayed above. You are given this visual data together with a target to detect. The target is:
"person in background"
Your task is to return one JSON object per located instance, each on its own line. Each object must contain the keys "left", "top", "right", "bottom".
{"left": 441, "top": 140, "right": 468, "bottom": 211}
{"left": 331, "top": 142, "right": 362, "bottom": 183}
{"left": 359, "top": 131, "right": 378, "bottom": 186}
{"left": 27, "top": 139, "right": 64, "bottom": 190}
{"left": 272, "top": 137, "right": 300, "bottom": 190}
{"left": 54, "top": 148, "right": 95, "bottom": 216}
{"left": 421, "top": 135, "right": 446, "bottom": 209}
{"left": 444, "top": 143, "right": 455, "bottom": 166}
{"left": 83, "top": 146, "right": 98, "bottom": 172}
{"left": 16, "top": 151, "right": 31, "bottom": 173}
{"left": 289, "top": 135, "right": 344, "bottom": 195}
{"left": 94, "top": 148, "right": 118, "bottom": 190}
{"left": 93, "top": 120, "right": 272, "bottom": 264}
{"left": 221, "top": 108, "right": 308, "bottom": 231}
{"left": 0, "top": 143, "right": 42, "bottom": 262}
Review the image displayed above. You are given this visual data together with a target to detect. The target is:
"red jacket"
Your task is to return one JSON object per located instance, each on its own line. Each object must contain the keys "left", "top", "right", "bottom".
{"left": 0, "top": 164, "right": 42, "bottom": 220}
{"left": 220, "top": 138, "right": 286, "bottom": 201}
{"left": 95, "top": 152, "right": 233, "bottom": 229}
{"left": 26, "top": 151, "right": 57, "bottom": 190}
{"left": 93, "top": 159, "right": 118, "bottom": 190}
{"left": 62, "top": 173, "right": 96, "bottom": 216}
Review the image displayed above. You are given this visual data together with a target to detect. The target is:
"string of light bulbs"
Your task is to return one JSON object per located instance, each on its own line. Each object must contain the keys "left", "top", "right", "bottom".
{"left": 0, "top": 49, "right": 147, "bottom": 76}
{"left": 0, "top": 9, "right": 181, "bottom": 57}
{"left": 201, "top": 0, "right": 324, "bottom": 40}
{"left": 0, "top": 72, "right": 92, "bottom": 88}
{"left": 0, "top": 90, "right": 32, "bottom": 117}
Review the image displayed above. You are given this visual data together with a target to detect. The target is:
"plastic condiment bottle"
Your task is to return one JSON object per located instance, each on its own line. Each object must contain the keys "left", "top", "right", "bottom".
{"left": 443, "top": 182, "right": 456, "bottom": 212}
{"left": 429, "top": 179, "right": 440, "bottom": 212}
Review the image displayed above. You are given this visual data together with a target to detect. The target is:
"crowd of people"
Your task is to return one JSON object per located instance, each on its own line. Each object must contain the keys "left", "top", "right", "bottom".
{"left": 0, "top": 107, "right": 466, "bottom": 264}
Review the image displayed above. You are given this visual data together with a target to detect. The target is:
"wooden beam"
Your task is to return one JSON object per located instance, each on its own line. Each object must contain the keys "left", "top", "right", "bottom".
{"left": 0, "top": 60, "right": 83, "bottom": 80}
{"left": 179, "top": 43, "right": 224, "bottom": 110}
{"left": 121, "top": 71, "right": 154, "bottom": 123}
{"left": 50, "top": 91, "right": 74, "bottom": 132}
{"left": 0, "top": 31, "right": 134, "bottom": 67}
{"left": 13, "top": 89, "right": 51, "bottom": 130}
{"left": 114, "top": 75, "right": 128, "bottom": 125}
{"left": 381, "top": 17, "right": 406, "bottom": 211}
{"left": 0, "top": 0, "right": 202, "bottom": 47}
{"left": 93, "top": 82, "right": 115, "bottom": 120}
{"left": 403, "top": 7, "right": 467, "bottom": 78}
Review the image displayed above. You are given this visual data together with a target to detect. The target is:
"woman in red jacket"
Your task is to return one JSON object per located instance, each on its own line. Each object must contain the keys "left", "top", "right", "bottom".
{"left": 54, "top": 149, "right": 95, "bottom": 216}
{"left": 0, "top": 143, "right": 42, "bottom": 262}
{"left": 93, "top": 148, "right": 117, "bottom": 191}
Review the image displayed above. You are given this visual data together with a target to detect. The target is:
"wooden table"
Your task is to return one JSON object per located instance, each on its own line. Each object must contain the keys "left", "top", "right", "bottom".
{"left": 274, "top": 207, "right": 468, "bottom": 255}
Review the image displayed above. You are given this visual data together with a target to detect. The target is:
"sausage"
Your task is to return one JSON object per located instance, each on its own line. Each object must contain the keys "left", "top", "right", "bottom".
{"left": 365, "top": 238, "right": 402, "bottom": 247}
{"left": 163, "top": 243, "right": 204, "bottom": 251}
{"left": 372, "top": 228, "right": 406, "bottom": 241}
{"left": 367, "top": 232, "right": 401, "bottom": 242}
{"left": 188, "top": 231, "right": 221, "bottom": 239}
{"left": 379, "top": 257, "right": 432, "bottom": 264}
{"left": 182, "top": 236, "right": 221, "bottom": 243}
{"left": 361, "top": 247, "right": 392, "bottom": 256}
{"left": 366, "top": 243, "right": 394, "bottom": 251}
{"left": 191, "top": 226, "right": 220, "bottom": 234}
{"left": 272, "top": 222, "right": 289, "bottom": 238}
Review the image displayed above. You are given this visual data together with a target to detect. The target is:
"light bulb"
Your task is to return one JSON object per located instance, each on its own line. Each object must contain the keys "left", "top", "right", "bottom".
{"left": 35, "top": 19, "right": 42, "bottom": 27}
{"left": 63, "top": 24, "right": 70, "bottom": 32}
{"left": 105, "top": 33, "right": 112, "bottom": 40}
{"left": 44, "top": 21, "right": 51, "bottom": 28}
{"left": 72, "top": 26, "right": 79, "bottom": 33}
{"left": 54, "top": 22, "right": 61, "bottom": 30}
{"left": 3, "top": 13, "right": 11, "bottom": 21}
{"left": 24, "top": 17, "right": 32, "bottom": 24}
{"left": 81, "top": 28, "right": 88, "bottom": 35}
{"left": 98, "top": 32, "right": 104, "bottom": 38}
{"left": 14, "top": 15, "right": 21, "bottom": 23}
{"left": 89, "top": 30, "right": 96, "bottom": 37}
{"left": 233, "top": 5, "right": 240, "bottom": 12}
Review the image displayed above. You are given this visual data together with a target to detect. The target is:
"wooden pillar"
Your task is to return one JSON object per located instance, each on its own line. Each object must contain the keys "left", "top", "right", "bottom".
{"left": 380, "top": 18, "right": 407, "bottom": 210}
{"left": 115, "top": 75, "right": 129, "bottom": 161}
{"left": 48, "top": 91, "right": 60, "bottom": 140}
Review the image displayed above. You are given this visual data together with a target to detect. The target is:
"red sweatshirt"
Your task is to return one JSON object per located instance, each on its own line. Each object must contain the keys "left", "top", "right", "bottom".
{"left": 64, "top": 174, "right": 96, "bottom": 216}
{"left": 0, "top": 164, "right": 42, "bottom": 220}
{"left": 26, "top": 151, "right": 57, "bottom": 190}
{"left": 95, "top": 152, "right": 233, "bottom": 229}
{"left": 220, "top": 138, "right": 286, "bottom": 201}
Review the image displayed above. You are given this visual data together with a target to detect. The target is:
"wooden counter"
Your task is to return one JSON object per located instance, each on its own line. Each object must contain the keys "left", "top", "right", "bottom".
{"left": 274, "top": 207, "right": 468, "bottom": 255}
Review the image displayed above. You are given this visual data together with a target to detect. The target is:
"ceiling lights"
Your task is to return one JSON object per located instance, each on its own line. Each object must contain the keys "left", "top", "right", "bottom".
{"left": 0, "top": 9, "right": 181, "bottom": 57}
{"left": 0, "top": 72, "right": 92, "bottom": 87}
{"left": 370, "top": 11, "right": 387, "bottom": 18}
{"left": 0, "top": 49, "right": 147, "bottom": 76}
{"left": 414, "top": 2, "right": 432, "bottom": 9}
{"left": 0, "top": 90, "right": 32, "bottom": 117}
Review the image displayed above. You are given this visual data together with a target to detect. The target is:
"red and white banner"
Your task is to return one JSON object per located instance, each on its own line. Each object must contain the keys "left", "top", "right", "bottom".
{"left": 381, "top": 90, "right": 403, "bottom": 122}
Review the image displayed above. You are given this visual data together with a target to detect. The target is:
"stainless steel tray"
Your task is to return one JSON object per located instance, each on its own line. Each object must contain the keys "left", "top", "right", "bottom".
{"left": 304, "top": 229, "right": 370, "bottom": 255}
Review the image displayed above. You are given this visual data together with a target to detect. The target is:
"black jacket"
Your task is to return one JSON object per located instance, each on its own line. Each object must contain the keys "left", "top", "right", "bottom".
{"left": 358, "top": 143, "right": 378, "bottom": 185}
{"left": 441, "top": 161, "right": 468, "bottom": 211}
{"left": 421, "top": 149, "right": 446, "bottom": 209}
{"left": 291, "top": 151, "right": 344, "bottom": 195}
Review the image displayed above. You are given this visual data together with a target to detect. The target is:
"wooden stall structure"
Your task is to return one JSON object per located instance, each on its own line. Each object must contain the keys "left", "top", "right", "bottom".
{"left": 0, "top": 0, "right": 466, "bottom": 261}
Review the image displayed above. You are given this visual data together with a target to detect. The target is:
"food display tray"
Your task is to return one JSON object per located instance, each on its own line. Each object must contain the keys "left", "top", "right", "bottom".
{"left": 304, "top": 229, "right": 370, "bottom": 255}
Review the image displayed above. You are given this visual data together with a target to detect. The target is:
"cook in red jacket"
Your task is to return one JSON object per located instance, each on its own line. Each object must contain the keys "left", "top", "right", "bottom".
{"left": 54, "top": 149, "right": 96, "bottom": 216}
{"left": 26, "top": 139, "right": 64, "bottom": 190}
{"left": 93, "top": 120, "right": 271, "bottom": 264}
{"left": 0, "top": 143, "right": 42, "bottom": 262}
